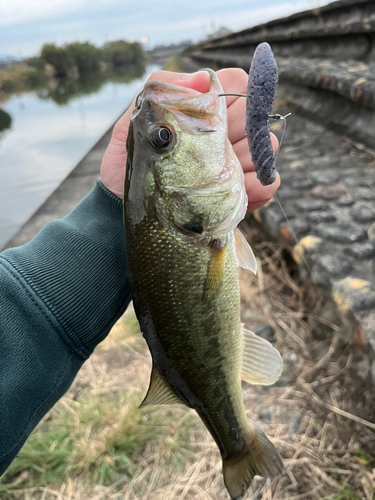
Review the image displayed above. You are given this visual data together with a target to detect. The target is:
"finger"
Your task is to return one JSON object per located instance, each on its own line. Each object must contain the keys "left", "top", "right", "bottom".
{"left": 147, "top": 70, "right": 210, "bottom": 93}
{"left": 233, "top": 133, "right": 279, "bottom": 173}
{"left": 216, "top": 68, "right": 247, "bottom": 107}
{"left": 99, "top": 102, "right": 134, "bottom": 197}
{"left": 245, "top": 171, "right": 281, "bottom": 212}
{"left": 216, "top": 68, "right": 248, "bottom": 145}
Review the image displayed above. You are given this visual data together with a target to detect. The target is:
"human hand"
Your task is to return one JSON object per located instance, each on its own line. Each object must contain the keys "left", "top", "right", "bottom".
{"left": 100, "top": 68, "right": 280, "bottom": 212}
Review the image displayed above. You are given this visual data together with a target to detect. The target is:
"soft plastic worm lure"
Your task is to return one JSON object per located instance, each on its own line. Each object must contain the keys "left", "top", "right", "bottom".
{"left": 245, "top": 42, "right": 279, "bottom": 186}
{"left": 220, "top": 42, "right": 284, "bottom": 186}
{"left": 219, "top": 42, "right": 282, "bottom": 187}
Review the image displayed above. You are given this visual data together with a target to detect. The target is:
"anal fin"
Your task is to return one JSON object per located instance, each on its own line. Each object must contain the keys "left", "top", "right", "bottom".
{"left": 140, "top": 366, "right": 183, "bottom": 407}
{"left": 241, "top": 326, "right": 283, "bottom": 385}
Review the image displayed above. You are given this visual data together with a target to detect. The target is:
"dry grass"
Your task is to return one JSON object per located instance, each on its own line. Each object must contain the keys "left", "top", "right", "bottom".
{"left": 1, "top": 218, "right": 375, "bottom": 500}
{"left": 0, "top": 65, "right": 43, "bottom": 96}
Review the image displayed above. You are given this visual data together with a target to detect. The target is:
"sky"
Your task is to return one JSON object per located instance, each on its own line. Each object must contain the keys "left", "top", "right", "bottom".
{"left": 0, "top": 0, "right": 333, "bottom": 58}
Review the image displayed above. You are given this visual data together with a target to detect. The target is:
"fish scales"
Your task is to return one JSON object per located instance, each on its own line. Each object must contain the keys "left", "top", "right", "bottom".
{"left": 124, "top": 69, "right": 283, "bottom": 499}
{"left": 127, "top": 219, "right": 248, "bottom": 456}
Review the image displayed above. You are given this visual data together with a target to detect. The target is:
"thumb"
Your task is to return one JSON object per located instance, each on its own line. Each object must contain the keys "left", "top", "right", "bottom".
{"left": 100, "top": 70, "right": 210, "bottom": 198}
{"left": 146, "top": 70, "right": 211, "bottom": 93}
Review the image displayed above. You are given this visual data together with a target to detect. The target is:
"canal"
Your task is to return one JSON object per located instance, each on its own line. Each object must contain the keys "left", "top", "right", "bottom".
{"left": 0, "top": 63, "right": 160, "bottom": 248}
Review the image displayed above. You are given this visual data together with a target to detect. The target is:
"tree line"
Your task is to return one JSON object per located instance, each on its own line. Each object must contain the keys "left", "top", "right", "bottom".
{"left": 0, "top": 40, "right": 147, "bottom": 98}
{"left": 28, "top": 40, "right": 147, "bottom": 78}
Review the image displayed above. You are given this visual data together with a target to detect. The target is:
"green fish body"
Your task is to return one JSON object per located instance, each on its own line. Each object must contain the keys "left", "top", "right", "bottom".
{"left": 124, "top": 70, "right": 283, "bottom": 499}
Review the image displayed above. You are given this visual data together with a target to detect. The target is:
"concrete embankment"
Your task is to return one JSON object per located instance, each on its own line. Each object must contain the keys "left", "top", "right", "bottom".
{"left": 183, "top": 0, "right": 375, "bottom": 394}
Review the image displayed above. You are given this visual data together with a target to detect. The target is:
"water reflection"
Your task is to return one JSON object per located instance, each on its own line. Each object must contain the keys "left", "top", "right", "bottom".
{"left": 0, "top": 63, "right": 159, "bottom": 249}
{"left": 107, "top": 64, "right": 146, "bottom": 84}
{"left": 37, "top": 72, "right": 107, "bottom": 106}
{"left": 36, "top": 62, "right": 146, "bottom": 106}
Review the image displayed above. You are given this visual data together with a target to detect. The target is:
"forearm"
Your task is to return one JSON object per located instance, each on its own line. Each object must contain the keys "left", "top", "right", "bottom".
{"left": 0, "top": 181, "right": 130, "bottom": 474}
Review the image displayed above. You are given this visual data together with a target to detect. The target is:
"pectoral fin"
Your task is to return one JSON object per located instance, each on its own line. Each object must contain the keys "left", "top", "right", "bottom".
{"left": 204, "top": 238, "right": 227, "bottom": 301}
{"left": 140, "top": 366, "right": 183, "bottom": 407}
{"left": 241, "top": 327, "right": 283, "bottom": 385}
{"left": 234, "top": 228, "right": 257, "bottom": 274}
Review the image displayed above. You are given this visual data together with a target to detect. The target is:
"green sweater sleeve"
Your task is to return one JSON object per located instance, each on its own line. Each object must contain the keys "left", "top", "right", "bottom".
{"left": 0, "top": 180, "right": 131, "bottom": 475}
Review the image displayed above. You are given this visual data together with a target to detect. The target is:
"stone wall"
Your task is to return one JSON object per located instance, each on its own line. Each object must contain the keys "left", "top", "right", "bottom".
{"left": 183, "top": 0, "right": 375, "bottom": 390}
{"left": 185, "top": 0, "right": 375, "bottom": 147}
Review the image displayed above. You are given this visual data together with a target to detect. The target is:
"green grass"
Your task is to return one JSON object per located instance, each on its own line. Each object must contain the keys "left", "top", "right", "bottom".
{"left": 321, "top": 487, "right": 363, "bottom": 500}
{"left": 0, "top": 311, "right": 200, "bottom": 498}
{"left": 354, "top": 446, "right": 375, "bottom": 471}
{"left": 1, "top": 391, "right": 159, "bottom": 492}
{"left": 0, "top": 429, "right": 73, "bottom": 498}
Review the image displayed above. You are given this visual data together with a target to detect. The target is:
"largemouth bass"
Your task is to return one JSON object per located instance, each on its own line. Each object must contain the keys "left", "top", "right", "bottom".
{"left": 124, "top": 69, "right": 283, "bottom": 499}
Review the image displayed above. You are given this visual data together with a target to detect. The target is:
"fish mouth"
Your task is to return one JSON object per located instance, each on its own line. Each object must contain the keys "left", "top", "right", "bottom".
{"left": 138, "top": 69, "right": 225, "bottom": 120}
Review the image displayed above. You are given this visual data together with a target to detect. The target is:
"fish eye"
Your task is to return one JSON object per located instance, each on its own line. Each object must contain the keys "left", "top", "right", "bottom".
{"left": 153, "top": 126, "right": 171, "bottom": 149}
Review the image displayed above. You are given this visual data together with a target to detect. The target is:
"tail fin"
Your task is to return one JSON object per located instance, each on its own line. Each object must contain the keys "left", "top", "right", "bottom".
{"left": 222, "top": 425, "right": 283, "bottom": 500}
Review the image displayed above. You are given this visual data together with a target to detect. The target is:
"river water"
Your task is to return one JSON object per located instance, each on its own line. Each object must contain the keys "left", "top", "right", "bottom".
{"left": 0, "top": 64, "right": 160, "bottom": 249}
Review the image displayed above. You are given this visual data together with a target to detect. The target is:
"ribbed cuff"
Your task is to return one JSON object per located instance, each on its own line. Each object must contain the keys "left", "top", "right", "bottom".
{"left": 2, "top": 180, "right": 131, "bottom": 359}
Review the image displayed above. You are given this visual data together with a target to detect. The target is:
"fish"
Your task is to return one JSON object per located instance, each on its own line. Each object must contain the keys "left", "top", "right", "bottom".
{"left": 124, "top": 69, "right": 284, "bottom": 499}
{"left": 246, "top": 42, "right": 279, "bottom": 186}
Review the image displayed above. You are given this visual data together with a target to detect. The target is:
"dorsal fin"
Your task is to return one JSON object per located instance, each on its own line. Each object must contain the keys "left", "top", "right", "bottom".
{"left": 139, "top": 366, "right": 183, "bottom": 407}
{"left": 234, "top": 228, "right": 257, "bottom": 274}
{"left": 241, "top": 326, "right": 283, "bottom": 385}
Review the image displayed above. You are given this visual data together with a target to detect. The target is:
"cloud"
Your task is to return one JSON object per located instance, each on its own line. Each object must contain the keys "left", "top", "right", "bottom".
{"left": 0, "top": 0, "right": 333, "bottom": 57}
{"left": 0, "top": 0, "right": 88, "bottom": 26}
{"left": 136, "top": 0, "right": 331, "bottom": 36}
{"left": 0, "top": 0, "right": 121, "bottom": 27}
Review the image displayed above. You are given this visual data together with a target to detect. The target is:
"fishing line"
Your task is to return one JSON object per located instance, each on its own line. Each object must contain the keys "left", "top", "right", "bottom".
{"left": 274, "top": 193, "right": 316, "bottom": 286}
{"left": 269, "top": 112, "right": 290, "bottom": 170}
{"left": 218, "top": 93, "right": 290, "bottom": 163}
{"left": 266, "top": 110, "right": 296, "bottom": 241}
{"left": 218, "top": 93, "right": 247, "bottom": 98}
{"left": 271, "top": 113, "right": 320, "bottom": 285}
